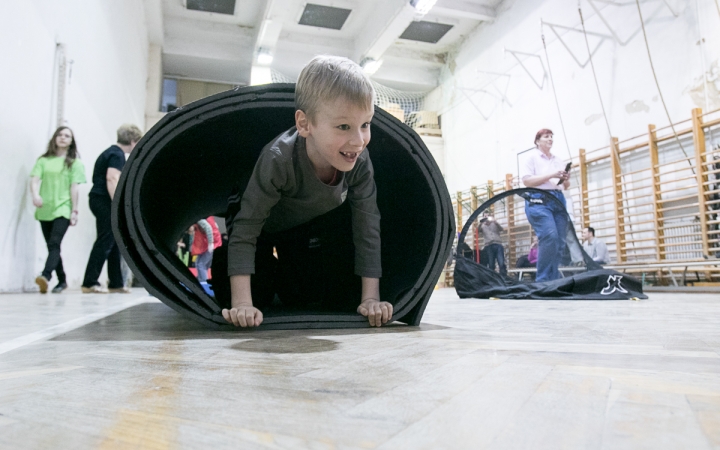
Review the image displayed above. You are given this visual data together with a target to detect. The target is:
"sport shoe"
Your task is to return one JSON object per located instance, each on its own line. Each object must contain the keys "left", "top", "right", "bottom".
{"left": 51, "top": 282, "right": 68, "bottom": 293}
{"left": 108, "top": 287, "right": 131, "bottom": 294}
{"left": 35, "top": 275, "right": 49, "bottom": 294}
{"left": 82, "top": 285, "right": 108, "bottom": 294}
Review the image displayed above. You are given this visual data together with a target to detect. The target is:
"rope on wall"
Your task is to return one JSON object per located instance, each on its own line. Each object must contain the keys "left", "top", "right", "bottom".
{"left": 633, "top": 0, "right": 694, "bottom": 173}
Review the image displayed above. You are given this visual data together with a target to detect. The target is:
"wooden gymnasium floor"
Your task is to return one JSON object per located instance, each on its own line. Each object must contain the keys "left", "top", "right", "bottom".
{"left": 0, "top": 288, "right": 719, "bottom": 449}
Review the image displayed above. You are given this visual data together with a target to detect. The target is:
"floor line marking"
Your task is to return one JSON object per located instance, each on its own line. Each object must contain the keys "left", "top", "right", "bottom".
{"left": 0, "top": 296, "right": 156, "bottom": 355}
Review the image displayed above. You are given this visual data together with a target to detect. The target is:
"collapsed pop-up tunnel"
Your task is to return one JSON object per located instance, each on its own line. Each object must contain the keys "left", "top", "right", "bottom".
{"left": 112, "top": 84, "right": 455, "bottom": 329}
{"left": 453, "top": 188, "right": 648, "bottom": 300}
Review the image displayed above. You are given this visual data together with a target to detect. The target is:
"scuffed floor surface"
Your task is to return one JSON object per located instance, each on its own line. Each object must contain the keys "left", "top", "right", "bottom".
{"left": 0, "top": 288, "right": 719, "bottom": 449}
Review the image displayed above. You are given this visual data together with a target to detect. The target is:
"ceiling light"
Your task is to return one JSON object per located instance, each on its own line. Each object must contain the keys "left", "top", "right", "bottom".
{"left": 256, "top": 49, "right": 273, "bottom": 65}
{"left": 410, "top": 0, "right": 437, "bottom": 15}
{"left": 360, "top": 58, "right": 383, "bottom": 75}
{"left": 250, "top": 66, "right": 272, "bottom": 86}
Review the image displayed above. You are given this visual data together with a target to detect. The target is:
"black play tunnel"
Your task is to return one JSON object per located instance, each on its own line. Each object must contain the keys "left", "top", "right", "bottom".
{"left": 113, "top": 84, "right": 454, "bottom": 329}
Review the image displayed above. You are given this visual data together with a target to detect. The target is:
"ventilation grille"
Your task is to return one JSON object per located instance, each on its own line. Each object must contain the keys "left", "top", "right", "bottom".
{"left": 298, "top": 4, "right": 352, "bottom": 30}
{"left": 400, "top": 21, "right": 453, "bottom": 44}
{"left": 186, "top": 0, "right": 237, "bottom": 15}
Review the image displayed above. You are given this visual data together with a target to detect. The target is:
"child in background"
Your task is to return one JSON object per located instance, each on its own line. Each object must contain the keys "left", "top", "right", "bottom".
{"left": 191, "top": 217, "right": 221, "bottom": 282}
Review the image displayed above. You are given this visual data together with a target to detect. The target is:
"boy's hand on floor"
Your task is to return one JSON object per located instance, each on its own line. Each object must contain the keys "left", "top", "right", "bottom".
{"left": 357, "top": 299, "right": 393, "bottom": 327}
{"left": 222, "top": 305, "right": 263, "bottom": 327}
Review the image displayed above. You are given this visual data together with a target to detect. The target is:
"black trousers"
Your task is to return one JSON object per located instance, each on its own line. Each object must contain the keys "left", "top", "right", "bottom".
{"left": 40, "top": 217, "right": 70, "bottom": 283}
{"left": 82, "top": 194, "right": 123, "bottom": 288}
{"left": 212, "top": 202, "right": 361, "bottom": 313}
{"left": 516, "top": 255, "right": 536, "bottom": 268}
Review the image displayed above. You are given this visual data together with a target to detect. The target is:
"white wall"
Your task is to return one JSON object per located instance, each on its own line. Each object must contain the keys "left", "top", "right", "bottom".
{"left": 435, "top": 0, "right": 720, "bottom": 194}
{"left": 0, "top": 0, "right": 150, "bottom": 292}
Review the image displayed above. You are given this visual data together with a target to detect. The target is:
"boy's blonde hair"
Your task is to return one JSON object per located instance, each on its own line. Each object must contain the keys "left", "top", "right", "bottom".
{"left": 117, "top": 124, "right": 143, "bottom": 145}
{"left": 295, "top": 55, "right": 375, "bottom": 121}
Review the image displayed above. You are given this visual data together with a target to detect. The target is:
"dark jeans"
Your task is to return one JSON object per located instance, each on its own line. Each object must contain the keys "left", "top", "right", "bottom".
{"left": 484, "top": 243, "right": 506, "bottom": 276}
{"left": 82, "top": 194, "right": 123, "bottom": 288}
{"left": 516, "top": 255, "right": 536, "bottom": 268}
{"left": 195, "top": 251, "right": 213, "bottom": 282}
{"left": 212, "top": 203, "right": 361, "bottom": 313}
{"left": 525, "top": 191, "right": 568, "bottom": 282}
{"left": 40, "top": 217, "right": 70, "bottom": 283}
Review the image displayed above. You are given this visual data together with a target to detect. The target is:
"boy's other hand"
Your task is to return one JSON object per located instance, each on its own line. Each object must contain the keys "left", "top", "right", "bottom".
{"left": 222, "top": 305, "right": 263, "bottom": 327}
{"left": 357, "top": 299, "right": 393, "bottom": 327}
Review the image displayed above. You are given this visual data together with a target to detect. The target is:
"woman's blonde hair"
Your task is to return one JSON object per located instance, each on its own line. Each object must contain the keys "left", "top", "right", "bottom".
{"left": 117, "top": 124, "right": 143, "bottom": 145}
{"left": 295, "top": 55, "right": 375, "bottom": 121}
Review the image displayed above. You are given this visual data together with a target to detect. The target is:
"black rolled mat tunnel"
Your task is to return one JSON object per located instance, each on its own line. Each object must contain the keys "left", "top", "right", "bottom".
{"left": 112, "top": 84, "right": 455, "bottom": 329}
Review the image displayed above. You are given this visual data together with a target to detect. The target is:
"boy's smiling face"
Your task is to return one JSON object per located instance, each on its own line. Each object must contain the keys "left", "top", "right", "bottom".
{"left": 296, "top": 96, "right": 374, "bottom": 174}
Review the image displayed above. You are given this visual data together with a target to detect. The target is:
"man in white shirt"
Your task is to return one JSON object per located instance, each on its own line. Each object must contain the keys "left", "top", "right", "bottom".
{"left": 582, "top": 227, "right": 610, "bottom": 264}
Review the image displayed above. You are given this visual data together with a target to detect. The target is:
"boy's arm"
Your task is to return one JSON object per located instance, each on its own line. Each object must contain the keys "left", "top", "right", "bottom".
{"left": 226, "top": 149, "right": 287, "bottom": 277}
{"left": 357, "top": 277, "right": 392, "bottom": 327}
{"left": 223, "top": 148, "right": 288, "bottom": 327}
{"left": 222, "top": 274, "right": 263, "bottom": 327}
{"left": 348, "top": 154, "right": 391, "bottom": 327}
{"left": 347, "top": 155, "right": 382, "bottom": 279}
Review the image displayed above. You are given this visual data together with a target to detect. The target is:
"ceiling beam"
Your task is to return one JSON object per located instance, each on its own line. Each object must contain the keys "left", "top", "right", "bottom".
{"left": 353, "top": 0, "right": 418, "bottom": 63}
{"left": 164, "top": 17, "right": 254, "bottom": 61}
{"left": 431, "top": 0, "right": 496, "bottom": 22}
{"left": 252, "top": 0, "right": 289, "bottom": 62}
{"left": 383, "top": 46, "right": 446, "bottom": 67}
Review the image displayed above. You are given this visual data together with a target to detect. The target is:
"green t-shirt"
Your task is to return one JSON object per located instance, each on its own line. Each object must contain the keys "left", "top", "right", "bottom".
{"left": 30, "top": 156, "right": 86, "bottom": 221}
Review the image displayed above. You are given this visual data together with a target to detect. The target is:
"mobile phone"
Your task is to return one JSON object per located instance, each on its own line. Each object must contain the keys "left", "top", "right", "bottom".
{"left": 557, "top": 162, "right": 572, "bottom": 185}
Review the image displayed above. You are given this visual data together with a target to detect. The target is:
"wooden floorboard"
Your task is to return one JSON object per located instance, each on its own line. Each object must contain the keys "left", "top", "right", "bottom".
{"left": 0, "top": 288, "right": 718, "bottom": 449}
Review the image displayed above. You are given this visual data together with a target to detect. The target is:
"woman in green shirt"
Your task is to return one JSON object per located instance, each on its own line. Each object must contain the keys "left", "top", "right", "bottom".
{"left": 30, "top": 127, "right": 86, "bottom": 293}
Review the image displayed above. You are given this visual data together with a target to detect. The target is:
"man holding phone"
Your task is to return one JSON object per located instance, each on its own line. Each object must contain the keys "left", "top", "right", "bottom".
{"left": 520, "top": 129, "right": 571, "bottom": 281}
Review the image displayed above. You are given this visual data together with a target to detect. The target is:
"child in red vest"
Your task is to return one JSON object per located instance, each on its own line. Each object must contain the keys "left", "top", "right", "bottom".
{"left": 191, "top": 217, "right": 221, "bottom": 282}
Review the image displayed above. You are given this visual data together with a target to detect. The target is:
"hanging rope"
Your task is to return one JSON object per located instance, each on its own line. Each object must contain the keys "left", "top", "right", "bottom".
{"left": 634, "top": 0, "right": 694, "bottom": 173}
{"left": 541, "top": 30, "right": 581, "bottom": 190}
{"left": 578, "top": 6, "right": 638, "bottom": 254}
{"left": 578, "top": 8, "right": 614, "bottom": 146}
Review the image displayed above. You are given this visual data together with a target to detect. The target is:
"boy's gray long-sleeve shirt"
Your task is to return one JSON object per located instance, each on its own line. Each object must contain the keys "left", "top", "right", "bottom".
{"left": 227, "top": 128, "right": 382, "bottom": 278}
